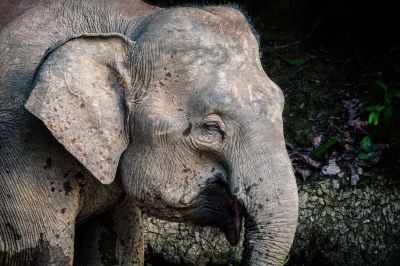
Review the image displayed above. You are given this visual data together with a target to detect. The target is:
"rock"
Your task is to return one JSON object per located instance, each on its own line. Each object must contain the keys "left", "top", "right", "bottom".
{"left": 331, "top": 178, "right": 340, "bottom": 189}
{"left": 143, "top": 175, "right": 400, "bottom": 266}
{"left": 350, "top": 165, "right": 360, "bottom": 186}
{"left": 357, "top": 167, "right": 363, "bottom": 175}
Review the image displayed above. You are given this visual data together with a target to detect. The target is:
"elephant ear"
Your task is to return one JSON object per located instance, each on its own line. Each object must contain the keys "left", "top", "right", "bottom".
{"left": 25, "top": 34, "right": 134, "bottom": 184}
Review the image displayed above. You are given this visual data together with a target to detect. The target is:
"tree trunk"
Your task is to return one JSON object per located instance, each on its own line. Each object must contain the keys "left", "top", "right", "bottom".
{"left": 143, "top": 174, "right": 400, "bottom": 265}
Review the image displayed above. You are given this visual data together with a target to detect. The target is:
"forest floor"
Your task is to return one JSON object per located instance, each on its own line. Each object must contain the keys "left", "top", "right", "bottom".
{"left": 262, "top": 25, "right": 400, "bottom": 188}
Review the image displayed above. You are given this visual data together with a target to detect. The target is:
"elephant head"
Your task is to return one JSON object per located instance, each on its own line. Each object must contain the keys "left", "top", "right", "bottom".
{"left": 25, "top": 6, "right": 298, "bottom": 265}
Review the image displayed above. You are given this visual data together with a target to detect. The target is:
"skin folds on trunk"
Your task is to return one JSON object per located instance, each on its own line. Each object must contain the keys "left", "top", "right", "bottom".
{"left": 232, "top": 138, "right": 299, "bottom": 265}
{"left": 242, "top": 206, "right": 298, "bottom": 265}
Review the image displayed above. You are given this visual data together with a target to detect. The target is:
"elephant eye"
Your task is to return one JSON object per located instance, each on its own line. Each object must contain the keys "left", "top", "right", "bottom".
{"left": 203, "top": 121, "right": 225, "bottom": 140}
{"left": 203, "top": 121, "right": 221, "bottom": 132}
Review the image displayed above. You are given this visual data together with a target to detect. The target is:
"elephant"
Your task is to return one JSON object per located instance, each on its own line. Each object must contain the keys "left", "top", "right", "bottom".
{"left": 0, "top": 0, "right": 298, "bottom": 265}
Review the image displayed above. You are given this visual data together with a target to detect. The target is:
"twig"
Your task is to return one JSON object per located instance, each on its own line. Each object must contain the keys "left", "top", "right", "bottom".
{"left": 389, "top": 46, "right": 400, "bottom": 54}
{"left": 270, "top": 41, "right": 302, "bottom": 51}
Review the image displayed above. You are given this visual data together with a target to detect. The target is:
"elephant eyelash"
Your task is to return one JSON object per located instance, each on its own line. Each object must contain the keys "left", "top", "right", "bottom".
{"left": 203, "top": 122, "right": 220, "bottom": 131}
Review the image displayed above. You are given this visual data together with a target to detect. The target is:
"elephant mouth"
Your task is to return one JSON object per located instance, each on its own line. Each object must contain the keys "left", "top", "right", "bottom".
{"left": 224, "top": 196, "right": 243, "bottom": 246}
{"left": 184, "top": 178, "right": 243, "bottom": 246}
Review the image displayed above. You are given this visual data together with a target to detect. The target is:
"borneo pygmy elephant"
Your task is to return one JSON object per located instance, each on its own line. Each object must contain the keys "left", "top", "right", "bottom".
{"left": 0, "top": 0, "right": 298, "bottom": 265}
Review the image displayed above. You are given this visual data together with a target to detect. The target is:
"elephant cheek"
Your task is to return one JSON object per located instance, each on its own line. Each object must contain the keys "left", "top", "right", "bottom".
{"left": 182, "top": 180, "right": 243, "bottom": 245}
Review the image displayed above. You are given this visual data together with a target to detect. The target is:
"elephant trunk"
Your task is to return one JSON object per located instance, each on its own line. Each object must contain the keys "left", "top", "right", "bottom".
{"left": 232, "top": 138, "right": 298, "bottom": 265}
{"left": 242, "top": 200, "right": 298, "bottom": 265}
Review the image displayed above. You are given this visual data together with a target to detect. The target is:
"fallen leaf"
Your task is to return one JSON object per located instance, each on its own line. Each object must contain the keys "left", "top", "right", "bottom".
{"left": 343, "top": 99, "right": 362, "bottom": 117}
{"left": 315, "top": 138, "right": 337, "bottom": 158}
{"left": 290, "top": 152, "right": 321, "bottom": 168}
{"left": 300, "top": 154, "right": 321, "bottom": 168}
{"left": 313, "top": 135, "right": 323, "bottom": 147}
{"left": 348, "top": 118, "right": 368, "bottom": 129}
{"left": 321, "top": 160, "right": 341, "bottom": 176}
{"left": 295, "top": 167, "right": 312, "bottom": 181}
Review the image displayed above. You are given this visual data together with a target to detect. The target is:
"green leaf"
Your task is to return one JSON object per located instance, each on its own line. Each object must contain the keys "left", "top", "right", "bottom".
{"left": 376, "top": 104, "right": 385, "bottom": 112}
{"left": 374, "top": 113, "right": 379, "bottom": 125}
{"left": 368, "top": 112, "right": 379, "bottom": 125}
{"left": 383, "top": 105, "right": 393, "bottom": 121}
{"left": 376, "top": 80, "right": 389, "bottom": 92}
{"left": 357, "top": 151, "right": 375, "bottom": 160}
{"left": 384, "top": 92, "right": 393, "bottom": 105}
{"left": 146, "top": 263, "right": 152, "bottom": 266}
{"left": 360, "top": 136, "right": 372, "bottom": 149}
{"left": 365, "top": 104, "right": 384, "bottom": 112}
{"left": 368, "top": 112, "right": 376, "bottom": 124}
{"left": 315, "top": 138, "right": 337, "bottom": 158}
{"left": 392, "top": 90, "right": 400, "bottom": 98}
{"left": 285, "top": 57, "right": 309, "bottom": 66}
{"left": 365, "top": 105, "right": 378, "bottom": 111}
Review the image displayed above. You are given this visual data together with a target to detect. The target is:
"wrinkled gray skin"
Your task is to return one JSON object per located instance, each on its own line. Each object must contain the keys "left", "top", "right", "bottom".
{"left": 0, "top": 0, "right": 298, "bottom": 265}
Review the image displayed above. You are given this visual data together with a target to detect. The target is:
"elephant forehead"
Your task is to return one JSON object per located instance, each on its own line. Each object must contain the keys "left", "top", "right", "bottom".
{"left": 172, "top": 48, "right": 252, "bottom": 75}
{"left": 183, "top": 59, "right": 280, "bottom": 104}
{"left": 154, "top": 51, "right": 284, "bottom": 123}
{"left": 188, "top": 80, "right": 284, "bottom": 124}
{"left": 136, "top": 6, "right": 257, "bottom": 41}
{"left": 134, "top": 6, "right": 259, "bottom": 61}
